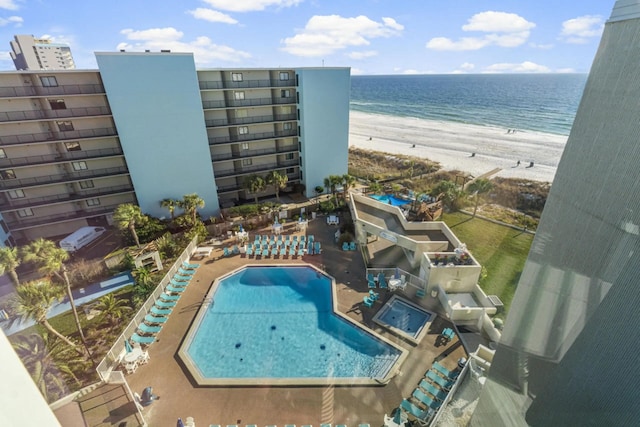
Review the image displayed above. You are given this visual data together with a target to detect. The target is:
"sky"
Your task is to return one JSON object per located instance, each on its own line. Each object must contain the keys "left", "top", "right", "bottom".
{"left": 0, "top": 0, "right": 615, "bottom": 75}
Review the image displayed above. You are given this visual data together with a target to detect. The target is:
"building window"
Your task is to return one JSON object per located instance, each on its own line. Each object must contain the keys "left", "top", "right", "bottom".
{"left": 283, "top": 123, "right": 292, "bottom": 131}
{"left": 286, "top": 167, "right": 295, "bottom": 175}
{"left": 17, "top": 208, "right": 34, "bottom": 217}
{"left": 281, "top": 89, "right": 291, "bottom": 98}
{"left": 299, "top": 171, "right": 303, "bottom": 180}
{"left": 238, "top": 126, "right": 249, "bottom": 135}
{"left": 297, "top": 109, "right": 300, "bottom": 120}
{"left": 236, "top": 109, "right": 248, "bottom": 118}
{"left": 79, "top": 179, "right": 94, "bottom": 189}
{"left": 0, "top": 169, "right": 16, "bottom": 180}
{"left": 86, "top": 198, "right": 100, "bottom": 206}
{"left": 281, "top": 106, "right": 292, "bottom": 114}
{"left": 299, "top": 157, "right": 303, "bottom": 166}
{"left": 279, "top": 72, "right": 289, "bottom": 81}
{"left": 65, "top": 141, "right": 81, "bottom": 151}
{"left": 40, "top": 76, "right": 58, "bottom": 87}
{"left": 285, "top": 153, "right": 294, "bottom": 160}
{"left": 71, "top": 161, "right": 87, "bottom": 171}
{"left": 231, "top": 72, "right": 243, "bottom": 82}
{"left": 242, "top": 158, "right": 252, "bottom": 166}
{"left": 234, "top": 91, "right": 245, "bottom": 100}
{"left": 298, "top": 141, "right": 302, "bottom": 151}
{"left": 49, "top": 99, "right": 66, "bottom": 110}
{"left": 241, "top": 143, "right": 249, "bottom": 150}
{"left": 296, "top": 92, "right": 300, "bottom": 103}
{"left": 0, "top": 148, "right": 5, "bottom": 159}
{"left": 56, "top": 121, "right": 74, "bottom": 131}
{"left": 7, "top": 189, "right": 25, "bottom": 199}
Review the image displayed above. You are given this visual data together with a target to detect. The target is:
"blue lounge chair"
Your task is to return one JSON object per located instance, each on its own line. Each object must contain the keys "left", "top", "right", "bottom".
{"left": 150, "top": 306, "right": 171, "bottom": 316}
{"left": 363, "top": 296, "right": 375, "bottom": 308}
{"left": 315, "top": 242, "right": 322, "bottom": 254}
{"left": 300, "top": 235, "right": 306, "bottom": 242}
{"left": 262, "top": 248, "right": 269, "bottom": 257}
{"left": 289, "top": 247, "right": 296, "bottom": 257}
{"left": 400, "top": 399, "right": 428, "bottom": 420}
{"left": 378, "top": 273, "right": 388, "bottom": 289}
{"left": 300, "top": 241, "right": 306, "bottom": 249}
{"left": 169, "top": 279, "right": 188, "bottom": 288}
{"left": 160, "top": 293, "right": 180, "bottom": 301}
{"left": 182, "top": 262, "right": 199, "bottom": 269}
{"left": 155, "top": 300, "right": 176, "bottom": 308}
{"left": 426, "top": 370, "right": 454, "bottom": 390}
{"left": 132, "top": 333, "right": 155, "bottom": 345}
{"left": 177, "top": 267, "right": 195, "bottom": 276}
{"left": 420, "top": 379, "right": 447, "bottom": 401}
{"left": 138, "top": 323, "right": 162, "bottom": 335}
{"left": 298, "top": 248, "right": 305, "bottom": 257}
{"left": 233, "top": 245, "right": 240, "bottom": 254}
{"left": 173, "top": 274, "right": 191, "bottom": 282}
{"left": 349, "top": 241, "right": 357, "bottom": 250}
{"left": 413, "top": 388, "right": 440, "bottom": 410}
{"left": 166, "top": 284, "right": 185, "bottom": 293}
{"left": 308, "top": 235, "right": 314, "bottom": 242}
{"left": 247, "top": 247, "right": 254, "bottom": 257}
{"left": 293, "top": 235, "right": 298, "bottom": 242}
{"left": 369, "top": 290, "right": 379, "bottom": 300}
{"left": 342, "top": 242, "right": 349, "bottom": 251}
{"left": 272, "top": 248, "right": 278, "bottom": 257}
{"left": 433, "top": 361, "right": 458, "bottom": 379}
{"left": 280, "top": 247, "right": 286, "bottom": 257}
{"left": 144, "top": 314, "right": 168, "bottom": 324}
{"left": 441, "top": 327, "right": 457, "bottom": 342}
{"left": 223, "top": 247, "right": 231, "bottom": 256}
{"left": 285, "top": 235, "right": 290, "bottom": 242}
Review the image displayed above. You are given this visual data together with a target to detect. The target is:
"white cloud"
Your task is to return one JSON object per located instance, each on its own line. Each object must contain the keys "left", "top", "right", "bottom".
{"left": 460, "top": 62, "right": 475, "bottom": 70}
{"left": 0, "top": 15, "right": 21, "bottom": 26}
{"left": 282, "top": 15, "right": 403, "bottom": 57}
{"left": 560, "top": 15, "right": 604, "bottom": 44}
{"left": 188, "top": 8, "right": 238, "bottom": 24}
{"left": 118, "top": 27, "right": 250, "bottom": 64}
{"left": 347, "top": 50, "right": 377, "bottom": 60}
{"left": 350, "top": 67, "right": 364, "bottom": 75}
{"left": 427, "top": 11, "right": 534, "bottom": 51}
{"left": 0, "top": 0, "right": 19, "bottom": 11}
{"left": 529, "top": 42, "right": 554, "bottom": 49}
{"left": 484, "top": 61, "right": 550, "bottom": 73}
{"left": 556, "top": 68, "right": 576, "bottom": 73}
{"left": 202, "top": 0, "right": 301, "bottom": 13}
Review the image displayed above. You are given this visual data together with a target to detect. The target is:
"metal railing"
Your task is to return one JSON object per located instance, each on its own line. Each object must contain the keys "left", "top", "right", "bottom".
{"left": 211, "top": 145, "right": 297, "bottom": 162}
{"left": 202, "top": 96, "right": 296, "bottom": 109}
{"left": 208, "top": 129, "right": 298, "bottom": 145}
{"left": 0, "top": 127, "right": 118, "bottom": 146}
{"left": 0, "top": 83, "right": 106, "bottom": 98}
{"left": 0, "top": 165, "right": 129, "bottom": 189}
{"left": 0, "top": 147, "right": 123, "bottom": 168}
{"left": 1, "top": 184, "right": 134, "bottom": 211}
{"left": 5, "top": 204, "right": 121, "bottom": 230}
{"left": 0, "top": 106, "right": 111, "bottom": 122}
{"left": 199, "top": 78, "right": 296, "bottom": 90}
{"left": 205, "top": 113, "right": 297, "bottom": 128}
{"left": 214, "top": 159, "right": 299, "bottom": 178}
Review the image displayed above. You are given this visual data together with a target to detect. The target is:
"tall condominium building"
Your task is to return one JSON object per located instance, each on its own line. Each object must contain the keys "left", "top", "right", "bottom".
{"left": 10, "top": 34, "right": 76, "bottom": 71}
{"left": 0, "top": 51, "right": 350, "bottom": 246}
{"left": 471, "top": 1, "right": 640, "bottom": 425}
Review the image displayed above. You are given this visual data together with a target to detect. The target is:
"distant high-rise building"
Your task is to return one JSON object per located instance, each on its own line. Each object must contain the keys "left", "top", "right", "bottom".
{"left": 9, "top": 34, "right": 75, "bottom": 70}
{"left": 471, "top": 1, "right": 640, "bottom": 425}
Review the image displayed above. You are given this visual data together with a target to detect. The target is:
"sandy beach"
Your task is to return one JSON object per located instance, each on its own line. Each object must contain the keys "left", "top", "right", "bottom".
{"left": 349, "top": 111, "right": 568, "bottom": 183}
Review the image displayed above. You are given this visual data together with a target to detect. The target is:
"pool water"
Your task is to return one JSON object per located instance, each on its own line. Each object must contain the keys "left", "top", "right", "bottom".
{"left": 375, "top": 296, "right": 433, "bottom": 341}
{"left": 185, "top": 266, "right": 401, "bottom": 381}
{"left": 370, "top": 194, "right": 412, "bottom": 207}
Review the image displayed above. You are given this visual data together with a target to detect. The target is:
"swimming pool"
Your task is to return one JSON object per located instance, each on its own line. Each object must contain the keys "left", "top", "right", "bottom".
{"left": 373, "top": 295, "right": 434, "bottom": 344}
{"left": 370, "top": 194, "right": 412, "bottom": 207}
{"left": 179, "top": 265, "right": 405, "bottom": 386}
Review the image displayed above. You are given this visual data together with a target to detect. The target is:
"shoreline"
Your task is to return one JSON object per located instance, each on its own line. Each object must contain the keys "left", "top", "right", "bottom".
{"left": 349, "top": 110, "right": 568, "bottom": 183}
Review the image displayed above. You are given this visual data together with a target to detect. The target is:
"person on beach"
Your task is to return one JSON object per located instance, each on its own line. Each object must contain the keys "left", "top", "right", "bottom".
{"left": 517, "top": 160, "right": 521, "bottom": 166}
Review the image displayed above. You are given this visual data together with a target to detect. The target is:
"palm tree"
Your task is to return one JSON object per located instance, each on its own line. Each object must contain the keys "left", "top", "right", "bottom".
{"left": 11, "top": 280, "right": 78, "bottom": 349}
{"left": 324, "top": 174, "right": 343, "bottom": 199}
{"left": 0, "top": 246, "right": 20, "bottom": 287}
{"left": 160, "top": 198, "right": 178, "bottom": 221}
{"left": 244, "top": 174, "right": 266, "bottom": 204}
{"left": 266, "top": 170, "right": 288, "bottom": 202}
{"left": 467, "top": 178, "right": 494, "bottom": 217}
{"left": 342, "top": 174, "right": 356, "bottom": 199}
{"left": 179, "top": 193, "right": 205, "bottom": 224}
{"left": 368, "top": 181, "right": 383, "bottom": 195}
{"left": 113, "top": 203, "right": 147, "bottom": 247}
{"left": 21, "top": 239, "right": 91, "bottom": 359}
{"left": 314, "top": 185, "right": 324, "bottom": 206}
{"left": 92, "top": 294, "right": 132, "bottom": 326}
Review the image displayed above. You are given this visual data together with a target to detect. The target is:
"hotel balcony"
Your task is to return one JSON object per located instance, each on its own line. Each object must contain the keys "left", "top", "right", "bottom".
{"left": 0, "top": 127, "right": 118, "bottom": 146}
{"left": 211, "top": 145, "right": 298, "bottom": 162}
{"left": 198, "top": 78, "right": 296, "bottom": 90}
{"left": 0, "top": 184, "right": 134, "bottom": 211}
{"left": 0, "top": 147, "right": 123, "bottom": 168}
{"left": 0, "top": 165, "right": 129, "bottom": 190}
{"left": 205, "top": 113, "right": 297, "bottom": 128}
{"left": 209, "top": 129, "right": 298, "bottom": 145}
{"left": 0, "top": 84, "right": 106, "bottom": 98}
{"left": 5, "top": 204, "right": 119, "bottom": 230}
{"left": 0, "top": 106, "right": 112, "bottom": 123}
{"left": 214, "top": 159, "right": 299, "bottom": 178}
{"left": 216, "top": 176, "right": 300, "bottom": 195}
{"left": 202, "top": 96, "right": 296, "bottom": 110}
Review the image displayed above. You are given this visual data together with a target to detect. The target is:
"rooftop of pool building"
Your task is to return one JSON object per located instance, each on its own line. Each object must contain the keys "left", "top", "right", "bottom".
{"left": 178, "top": 265, "right": 407, "bottom": 386}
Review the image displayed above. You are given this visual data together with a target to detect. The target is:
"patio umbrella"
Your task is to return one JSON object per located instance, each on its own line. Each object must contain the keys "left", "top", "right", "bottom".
{"left": 394, "top": 267, "right": 400, "bottom": 280}
{"left": 177, "top": 418, "right": 185, "bottom": 427}
{"left": 393, "top": 407, "right": 407, "bottom": 426}
{"left": 239, "top": 224, "right": 244, "bottom": 232}
{"left": 125, "top": 339, "right": 133, "bottom": 353}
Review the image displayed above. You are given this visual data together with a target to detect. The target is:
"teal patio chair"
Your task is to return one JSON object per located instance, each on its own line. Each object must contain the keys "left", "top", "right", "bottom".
{"left": 138, "top": 323, "right": 162, "bottom": 335}
{"left": 132, "top": 333, "right": 155, "bottom": 345}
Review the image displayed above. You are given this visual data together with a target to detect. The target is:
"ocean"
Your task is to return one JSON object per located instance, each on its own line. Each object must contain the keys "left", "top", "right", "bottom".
{"left": 350, "top": 74, "right": 587, "bottom": 136}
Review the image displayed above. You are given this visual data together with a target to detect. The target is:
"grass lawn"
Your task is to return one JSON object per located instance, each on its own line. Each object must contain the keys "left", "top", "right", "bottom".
{"left": 443, "top": 211, "right": 534, "bottom": 318}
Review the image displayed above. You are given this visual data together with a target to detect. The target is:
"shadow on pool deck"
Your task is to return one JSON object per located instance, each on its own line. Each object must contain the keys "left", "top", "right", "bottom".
{"left": 125, "top": 215, "right": 467, "bottom": 427}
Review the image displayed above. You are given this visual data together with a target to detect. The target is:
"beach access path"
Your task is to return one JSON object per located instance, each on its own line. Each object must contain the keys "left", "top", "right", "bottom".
{"left": 349, "top": 111, "right": 568, "bottom": 183}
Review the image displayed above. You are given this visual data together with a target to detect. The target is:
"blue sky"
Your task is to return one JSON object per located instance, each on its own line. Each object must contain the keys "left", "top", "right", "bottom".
{"left": 0, "top": 0, "right": 613, "bottom": 74}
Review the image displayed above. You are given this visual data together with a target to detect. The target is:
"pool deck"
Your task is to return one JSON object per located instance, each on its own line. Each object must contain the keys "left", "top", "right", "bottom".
{"left": 125, "top": 215, "right": 467, "bottom": 426}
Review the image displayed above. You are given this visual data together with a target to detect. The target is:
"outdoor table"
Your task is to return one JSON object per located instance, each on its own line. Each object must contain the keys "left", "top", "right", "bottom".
{"left": 124, "top": 347, "right": 144, "bottom": 363}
